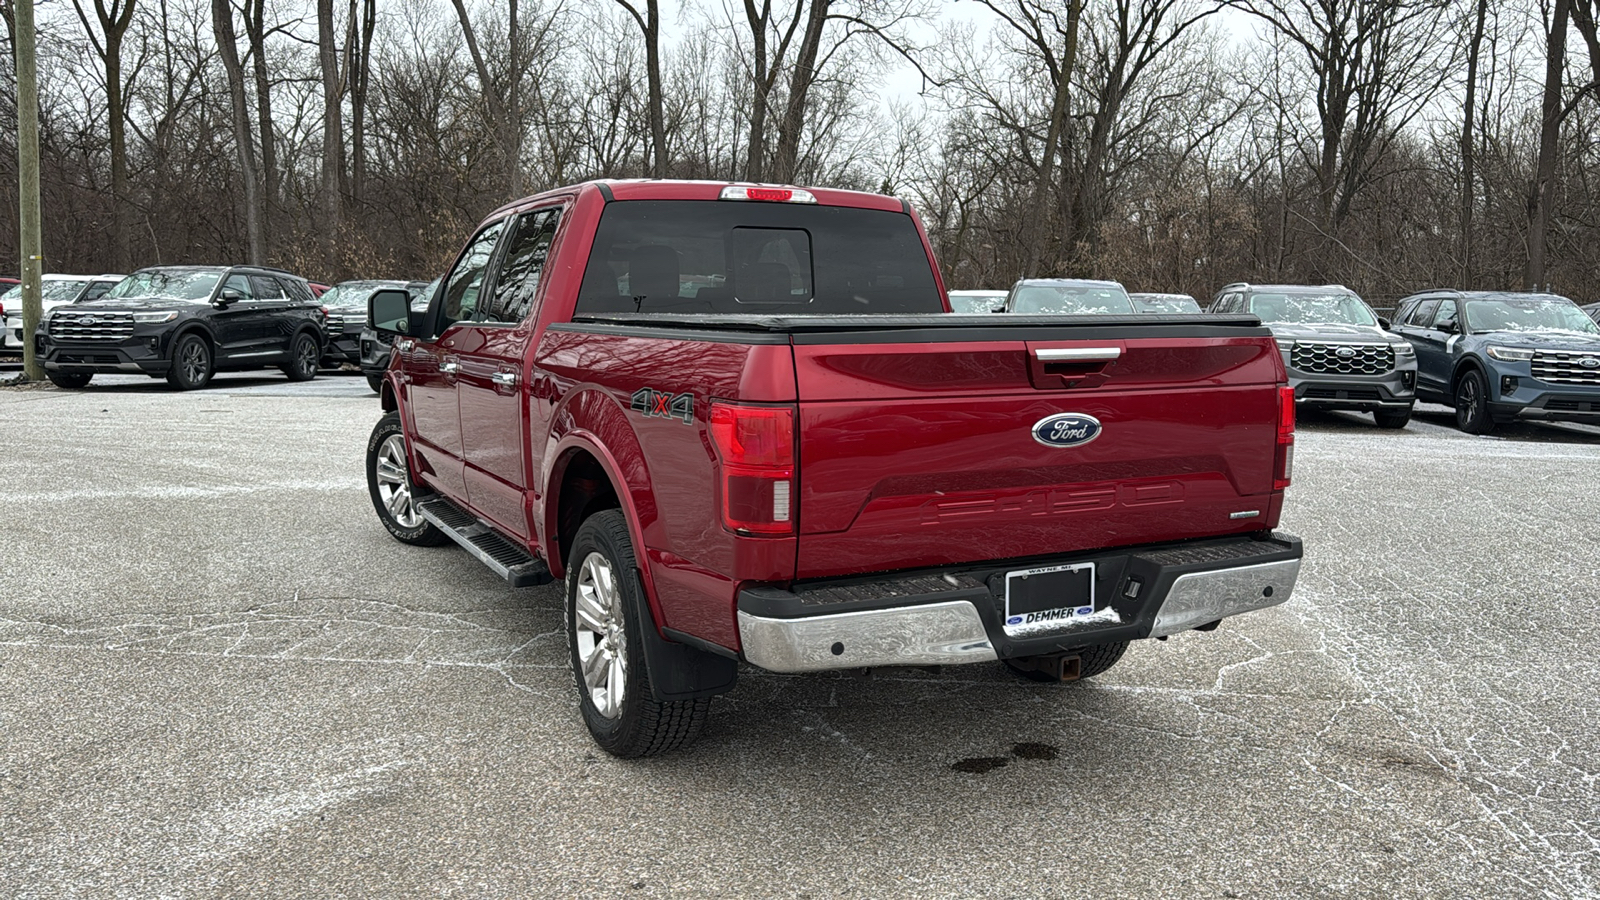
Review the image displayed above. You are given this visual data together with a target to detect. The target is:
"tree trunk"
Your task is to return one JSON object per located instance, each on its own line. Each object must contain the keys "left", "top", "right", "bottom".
{"left": 1459, "top": 0, "right": 1487, "bottom": 287}
{"left": 450, "top": 0, "right": 518, "bottom": 198}
{"left": 212, "top": 0, "right": 265, "bottom": 263}
{"left": 71, "top": 0, "right": 138, "bottom": 270}
{"left": 1525, "top": 0, "right": 1570, "bottom": 291}
{"left": 744, "top": 0, "right": 770, "bottom": 180}
{"left": 317, "top": 0, "right": 344, "bottom": 246}
{"left": 246, "top": 0, "right": 276, "bottom": 251}
{"left": 770, "top": 0, "right": 830, "bottom": 183}
{"left": 350, "top": 0, "right": 374, "bottom": 204}
{"left": 1023, "top": 0, "right": 1082, "bottom": 277}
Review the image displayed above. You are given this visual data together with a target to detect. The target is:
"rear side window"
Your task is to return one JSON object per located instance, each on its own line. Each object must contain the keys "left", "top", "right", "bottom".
{"left": 574, "top": 200, "right": 940, "bottom": 315}
{"left": 250, "top": 275, "right": 287, "bottom": 300}
{"left": 488, "top": 208, "right": 561, "bottom": 324}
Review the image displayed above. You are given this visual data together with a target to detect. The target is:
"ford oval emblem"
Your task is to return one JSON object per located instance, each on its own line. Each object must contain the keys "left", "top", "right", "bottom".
{"left": 81, "top": 316, "right": 99, "bottom": 326}
{"left": 1032, "top": 412, "right": 1102, "bottom": 448}
{"left": 1580, "top": 357, "right": 1600, "bottom": 369}
{"left": 1336, "top": 346, "right": 1357, "bottom": 358}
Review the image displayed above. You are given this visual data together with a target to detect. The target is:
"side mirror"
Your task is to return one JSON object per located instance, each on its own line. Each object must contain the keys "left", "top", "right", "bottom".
{"left": 1378, "top": 316, "right": 1391, "bottom": 330}
{"left": 369, "top": 289, "right": 417, "bottom": 337}
{"left": 1436, "top": 317, "right": 1458, "bottom": 334}
{"left": 212, "top": 288, "right": 243, "bottom": 309}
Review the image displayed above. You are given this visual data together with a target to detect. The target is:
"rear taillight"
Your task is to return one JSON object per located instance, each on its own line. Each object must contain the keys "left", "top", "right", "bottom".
{"left": 1274, "top": 385, "right": 1295, "bottom": 491}
{"left": 708, "top": 401, "right": 795, "bottom": 535}
{"left": 719, "top": 185, "right": 817, "bottom": 204}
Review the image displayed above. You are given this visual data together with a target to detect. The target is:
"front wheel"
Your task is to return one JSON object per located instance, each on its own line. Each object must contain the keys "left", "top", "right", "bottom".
{"left": 366, "top": 411, "right": 449, "bottom": 546}
{"left": 166, "top": 333, "right": 213, "bottom": 390}
{"left": 282, "top": 332, "right": 319, "bottom": 381}
{"left": 365, "top": 372, "right": 383, "bottom": 394}
{"left": 568, "top": 510, "right": 709, "bottom": 757}
{"left": 1454, "top": 369, "right": 1495, "bottom": 435}
{"left": 46, "top": 371, "right": 92, "bottom": 389}
{"left": 1373, "top": 406, "right": 1412, "bottom": 429}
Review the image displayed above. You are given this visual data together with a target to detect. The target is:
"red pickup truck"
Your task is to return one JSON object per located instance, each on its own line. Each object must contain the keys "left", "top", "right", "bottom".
{"left": 363, "top": 180, "right": 1303, "bottom": 757}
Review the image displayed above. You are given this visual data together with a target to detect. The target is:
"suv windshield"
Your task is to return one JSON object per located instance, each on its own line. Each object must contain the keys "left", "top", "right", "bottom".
{"left": 1010, "top": 283, "right": 1134, "bottom": 315}
{"left": 1463, "top": 296, "right": 1600, "bottom": 335}
{"left": 574, "top": 201, "right": 941, "bottom": 315}
{"left": 105, "top": 270, "right": 220, "bottom": 302}
{"left": 4, "top": 280, "right": 90, "bottom": 305}
{"left": 321, "top": 283, "right": 392, "bottom": 309}
{"left": 1248, "top": 292, "right": 1376, "bottom": 326}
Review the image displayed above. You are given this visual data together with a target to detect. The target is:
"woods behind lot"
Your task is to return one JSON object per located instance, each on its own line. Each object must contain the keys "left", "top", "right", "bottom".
{"left": 0, "top": 0, "right": 1597, "bottom": 303}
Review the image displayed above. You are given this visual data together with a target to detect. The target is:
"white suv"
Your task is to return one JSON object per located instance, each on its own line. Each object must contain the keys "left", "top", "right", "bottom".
{"left": 1, "top": 274, "right": 123, "bottom": 352}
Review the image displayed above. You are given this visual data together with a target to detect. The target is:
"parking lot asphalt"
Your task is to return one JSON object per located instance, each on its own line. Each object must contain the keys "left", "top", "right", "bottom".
{"left": 2, "top": 373, "right": 1597, "bottom": 899}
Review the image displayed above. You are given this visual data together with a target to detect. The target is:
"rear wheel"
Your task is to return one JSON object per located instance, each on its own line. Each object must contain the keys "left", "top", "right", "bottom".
{"left": 166, "top": 333, "right": 213, "bottom": 390}
{"left": 365, "top": 372, "right": 383, "bottom": 394}
{"left": 366, "top": 411, "right": 449, "bottom": 546}
{"left": 567, "top": 510, "right": 709, "bottom": 757}
{"left": 1373, "top": 406, "right": 1412, "bottom": 429}
{"left": 45, "top": 371, "right": 92, "bottom": 389}
{"left": 1004, "top": 640, "right": 1130, "bottom": 683}
{"left": 282, "top": 332, "right": 319, "bottom": 381}
{"left": 1454, "top": 369, "right": 1495, "bottom": 435}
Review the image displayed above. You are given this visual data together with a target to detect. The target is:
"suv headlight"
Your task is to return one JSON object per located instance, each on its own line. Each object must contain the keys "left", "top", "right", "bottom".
{"left": 1392, "top": 341, "right": 1415, "bottom": 356}
{"left": 132, "top": 311, "right": 180, "bottom": 324}
{"left": 1486, "top": 346, "right": 1535, "bottom": 362}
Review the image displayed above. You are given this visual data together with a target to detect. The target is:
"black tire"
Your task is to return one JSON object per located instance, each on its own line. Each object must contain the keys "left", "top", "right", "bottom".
{"left": 365, "top": 372, "right": 383, "bottom": 394}
{"left": 166, "top": 333, "right": 213, "bottom": 390}
{"left": 366, "top": 411, "right": 449, "bottom": 546}
{"left": 282, "top": 332, "right": 320, "bottom": 381}
{"left": 567, "top": 509, "right": 709, "bottom": 757}
{"left": 45, "top": 371, "right": 92, "bottom": 389}
{"left": 1454, "top": 369, "right": 1495, "bottom": 435}
{"left": 1373, "top": 406, "right": 1412, "bottom": 429}
{"left": 1003, "top": 640, "right": 1130, "bottom": 683}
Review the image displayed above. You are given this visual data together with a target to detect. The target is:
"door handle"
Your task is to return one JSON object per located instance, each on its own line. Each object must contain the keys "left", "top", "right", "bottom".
{"left": 440, "top": 358, "right": 460, "bottom": 374}
{"left": 397, "top": 339, "right": 415, "bottom": 352}
{"left": 1034, "top": 347, "right": 1123, "bottom": 362}
{"left": 491, "top": 371, "right": 517, "bottom": 387}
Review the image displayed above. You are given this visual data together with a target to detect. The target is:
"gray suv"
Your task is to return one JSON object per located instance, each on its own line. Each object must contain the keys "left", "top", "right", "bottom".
{"left": 1210, "top": 283, "right": 1417, "bottom": 428}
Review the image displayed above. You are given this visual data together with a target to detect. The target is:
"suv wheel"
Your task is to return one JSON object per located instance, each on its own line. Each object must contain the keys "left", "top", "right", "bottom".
{"left": 166, "top": 333, "right": 213, "bottom": 390}
{"left": 1373, "top": 406, "right": 1412, "bottom": 429}
{"left": 567, "top": 509, "right": 710, "bottom": 757}
{"left": 1454, "top": 369, "right": 1495, "bottom": 435}
{"left": 282, "top": 332, "right": 319, "bottom": 381}
{"left": 1004, "top": 641, "right": 1129, "bottom": 683}
{"left": 365, "top": 412, "right": 449, "bottom": 546}
{"left": 45, "top": 371, "right": 92, "bottom": 389}
{"left": 365, "top": 372, "right": 383, "bottom": 394}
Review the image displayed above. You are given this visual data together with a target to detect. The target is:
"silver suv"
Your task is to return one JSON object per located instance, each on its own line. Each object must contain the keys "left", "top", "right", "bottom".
{"left": 1210, "top": 283, "right": 1417, "bottom": 428}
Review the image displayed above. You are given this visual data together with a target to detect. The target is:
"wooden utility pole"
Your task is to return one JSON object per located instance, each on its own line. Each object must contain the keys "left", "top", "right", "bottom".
{"left": 15, "top": 0, "right": 43, "bottom": 382}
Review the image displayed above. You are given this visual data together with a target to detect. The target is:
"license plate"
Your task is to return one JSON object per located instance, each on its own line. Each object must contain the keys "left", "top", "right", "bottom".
{"left": 1003, "top": 562, "right": 1097, "bottom": 635}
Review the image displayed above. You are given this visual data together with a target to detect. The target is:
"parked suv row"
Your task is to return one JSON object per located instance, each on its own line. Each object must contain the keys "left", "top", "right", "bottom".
{"left": 2, "top": 274, "right": 123, "bottom": 352}
{"left": 36, "top": 265, "right": 326, "bottom": 390}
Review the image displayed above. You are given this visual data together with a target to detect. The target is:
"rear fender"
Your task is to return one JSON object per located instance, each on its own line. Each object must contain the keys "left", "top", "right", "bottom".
{"left": 542, "top": 387, "right": 664, "bottom": 617}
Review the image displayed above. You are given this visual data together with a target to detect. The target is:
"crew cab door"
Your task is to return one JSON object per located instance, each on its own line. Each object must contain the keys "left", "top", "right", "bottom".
{"left": 407, "top": 219, "right": 508, "bottom": 501}
{"left": 453, "top": 205, "right": 564, "bottom": 541}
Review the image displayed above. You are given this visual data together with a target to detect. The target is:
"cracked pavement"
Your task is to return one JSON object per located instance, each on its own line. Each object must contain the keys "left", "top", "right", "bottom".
{"left": 2, "top": 373, "right": 1598, "bottom": 898}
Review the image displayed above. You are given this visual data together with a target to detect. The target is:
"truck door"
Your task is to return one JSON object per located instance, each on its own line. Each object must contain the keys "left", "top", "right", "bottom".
{"left": 454, "top": 206, "right": 564, "bottom": 541}
{"left": 408, "top": 219, "right": 507, "bottom": 500}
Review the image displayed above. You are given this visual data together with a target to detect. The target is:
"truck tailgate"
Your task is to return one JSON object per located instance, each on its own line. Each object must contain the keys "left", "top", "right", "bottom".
{"left": 792, "top": 326, "right": 1284, "bottom": 578}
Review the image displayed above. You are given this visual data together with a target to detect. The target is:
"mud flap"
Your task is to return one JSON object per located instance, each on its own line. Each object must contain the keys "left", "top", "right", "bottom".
{"left": 632, "top": 569, "right": 739, "bottom": 701}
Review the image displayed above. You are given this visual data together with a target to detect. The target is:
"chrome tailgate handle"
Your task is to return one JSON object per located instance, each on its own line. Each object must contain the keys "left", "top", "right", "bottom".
{"left": 1034, "top": 347, "right": 1123, "bottom": 362}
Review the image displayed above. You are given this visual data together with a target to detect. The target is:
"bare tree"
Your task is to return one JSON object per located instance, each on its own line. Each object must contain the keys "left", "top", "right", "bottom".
{"left": 614, "top": 0, "right": 667, "bottom": 177}
{"left": 317, "top": 0, "right": 344, "bottom": 241}
{"left": 70, "top": 0, "right": 138, "bottom": 270}
{"left": 1526, "top": 0, "right": 1570, "bottom": 290}
{"left": 1459, "top": 0, "right": 1488, "bottom": 286}
{"left": 212, "top": 0, "right": 265, "bottom": 263}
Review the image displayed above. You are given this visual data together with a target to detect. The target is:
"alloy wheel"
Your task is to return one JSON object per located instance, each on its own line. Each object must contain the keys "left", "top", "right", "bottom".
{"left": 373, "top": 433, "right": 421, "bottom": 528}
{"left": 574, "top": 551, "right": 627, "bottom": 719}
{"left": 180, "top": 341, "right": 207, "bottom": 384}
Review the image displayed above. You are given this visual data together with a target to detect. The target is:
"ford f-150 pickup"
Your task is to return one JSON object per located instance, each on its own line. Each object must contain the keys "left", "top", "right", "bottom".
{"left": 363, "top": 180, "right": 1304, "bottom": 757}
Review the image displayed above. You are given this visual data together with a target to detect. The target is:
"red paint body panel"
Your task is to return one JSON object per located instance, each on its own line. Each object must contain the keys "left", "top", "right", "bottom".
{"left": 391, "top": 179, "right": 1289, "bottom": 655}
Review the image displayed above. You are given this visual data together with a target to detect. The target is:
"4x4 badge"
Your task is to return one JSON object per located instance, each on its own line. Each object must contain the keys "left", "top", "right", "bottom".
{"left": 630, "top": 387, "right": 694, "bottom": 425}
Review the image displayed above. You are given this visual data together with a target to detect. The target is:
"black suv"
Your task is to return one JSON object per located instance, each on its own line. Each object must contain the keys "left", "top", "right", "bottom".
{"left": 36, "top": 265, "right": 325, "bottom": 390}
